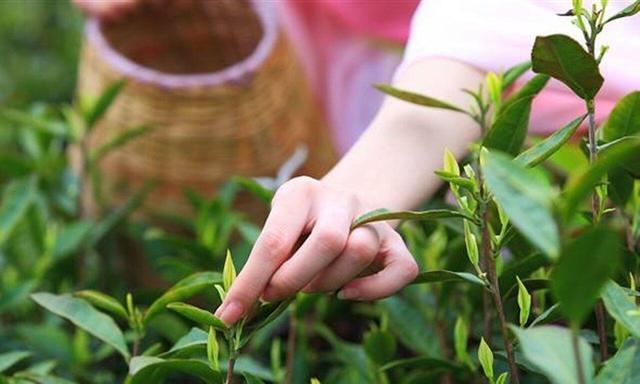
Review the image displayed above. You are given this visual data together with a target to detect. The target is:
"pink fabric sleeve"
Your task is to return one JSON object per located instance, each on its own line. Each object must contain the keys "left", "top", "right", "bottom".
{"left": 398, "top": 0, "right": 640, "bottom": 135}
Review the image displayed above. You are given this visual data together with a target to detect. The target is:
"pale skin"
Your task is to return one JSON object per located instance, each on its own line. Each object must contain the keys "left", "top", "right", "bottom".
{"left": 75, "top": 0, "right": 484, "bottom": 326}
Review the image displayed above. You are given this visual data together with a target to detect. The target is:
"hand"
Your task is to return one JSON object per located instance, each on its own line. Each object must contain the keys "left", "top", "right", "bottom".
{"left": 215, "top": 176, "right": 419, "bottom": 325}
{"left": 73, "top": 0, "right": 140, "bottom": 20}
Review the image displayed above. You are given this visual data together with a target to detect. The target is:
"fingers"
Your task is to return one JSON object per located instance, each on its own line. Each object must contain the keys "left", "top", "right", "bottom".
{"left": 261, "top": 198, "right": 354, "bottom": 301}
{"left": 215, "top": 179, "right": 313, "bottom": 325}
{"left": 74, "top": 0, "right": 139, "bottom": 20}
{"left": 304, "top": 225, "right": 380, "bottom": 293}
{"left": 337, "top": 230, "right": 418, "bottom": 301}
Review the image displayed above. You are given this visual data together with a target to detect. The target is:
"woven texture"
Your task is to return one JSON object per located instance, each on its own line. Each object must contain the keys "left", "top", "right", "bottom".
{"left": 76, "top": 0, "right": 335, "bottom": 216}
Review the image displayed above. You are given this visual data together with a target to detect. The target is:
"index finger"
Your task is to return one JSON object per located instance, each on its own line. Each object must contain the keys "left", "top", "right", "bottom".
{"left": 215, "top": 186, "right": 311, "bottom": 325}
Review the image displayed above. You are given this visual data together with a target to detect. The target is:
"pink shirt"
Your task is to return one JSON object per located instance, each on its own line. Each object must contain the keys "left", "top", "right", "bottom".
{"left": 400, "top": 0, "right": 640, "bottom": 135}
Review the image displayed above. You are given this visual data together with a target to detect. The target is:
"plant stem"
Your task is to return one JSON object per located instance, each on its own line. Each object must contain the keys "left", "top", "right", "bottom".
{"left": 572, "top": 328, "right": 586, "bottom": 384}
{"left": 226, "top": 355, "right": 236, "bottom": 384}
{"left": 284, "top": 312, "right": 297, "bottom": 384}
{"left": 481, "top": 209, "right": 520, "bottom": 384}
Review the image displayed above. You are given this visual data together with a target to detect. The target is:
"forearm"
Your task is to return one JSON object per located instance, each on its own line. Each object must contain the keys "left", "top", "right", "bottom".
{"left": 323, "top": 58, "right": 484, "bottom": 211}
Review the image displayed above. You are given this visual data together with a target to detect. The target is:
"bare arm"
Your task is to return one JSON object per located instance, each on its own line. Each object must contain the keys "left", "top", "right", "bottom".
{"left": 323, "top": 58, "right": 483, "bottom": 210}
{"left": 218, "top": 58, "right": 484, "bottom": 325}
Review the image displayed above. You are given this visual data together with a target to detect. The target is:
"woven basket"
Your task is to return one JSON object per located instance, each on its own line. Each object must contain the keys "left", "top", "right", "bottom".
{"left": 76, "top": 0, "right": 335, "bottom": 217}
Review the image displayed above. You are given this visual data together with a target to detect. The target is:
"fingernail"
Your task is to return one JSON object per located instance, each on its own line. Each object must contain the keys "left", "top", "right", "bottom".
{"left": 215, "top": 301, "right": 244, "bottom": 325}
{"left": 337, "top": 288, "right": 358, "bottom": 300}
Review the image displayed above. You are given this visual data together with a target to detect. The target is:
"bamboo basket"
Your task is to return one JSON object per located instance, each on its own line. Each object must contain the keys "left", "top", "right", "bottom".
{"left": 76, "top": 0, "right": 335, "bottom": 217}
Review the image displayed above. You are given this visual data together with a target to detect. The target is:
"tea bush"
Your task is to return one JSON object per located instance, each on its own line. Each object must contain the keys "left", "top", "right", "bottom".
{"left": 1, "top": 1, "right": 640, "bottom": 383}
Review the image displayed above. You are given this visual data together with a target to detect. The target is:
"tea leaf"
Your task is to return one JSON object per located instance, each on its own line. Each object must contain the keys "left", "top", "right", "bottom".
{"left": 74, "top": 290, "right": 128, "bottom": 321}
{"left": 504, "top": 74, "right": 550, "bottom": 106}
{"left": 601, "top": 281, "right": 640, "bottom": 339}
{"left": 0, "top": 351, "right": 30, "bottom": 373}
{"left": 380, "top": 357, "right": 459, "bottom": 372}
{"left": 443, "top": 148, "right": 460, "bottom": 175}
{"left": 83, "top": 80, "right": 125, "bottom": 128}
{"left": 411, "top": 270, "right": 486, "bottom": 286}
{"left": 515, "top": 115, "right": 586, "bottom": 167}
{"left": 434, "top": 171, "right": 475, "bottom": 190}
{"left": 453, "top": 317, "right": 470, "bottom": 365}
{"left": 531, "top": 34, "right": 603, "bottom": 99}
{"left": 207, "top": 327, "right": 219, "bottom": 371}
{"left": 90, "top": 125, "right": 154, "bottom": 162}
{"left": 243, "top": 299, "right": 294, "bottom": 343}
{"left": 374, "top": 84, "right": 467, "bottom": 113}
{"left": 463, "top": 220, "right": 480, "bottom": 267}
{"left": 502, "top": 61, "right": 532, "bottom": 90}
{"left": 529, "top": 303, "right": 561, "bottom": 328}
{"left": 486, "top": 72, "right": 502, "bottom": 106}
{"left": 0, "top": 177, "right": 36, "bottom": 247}
{"left": 511, "top": 325, "right": 594, "bottom": 384}
{"left": 232, "top": 176, "right": 274, "bottom": 204}
{"left": 605, "top": 0, "right": 640, "bottom": 23}
{"left": 482, "top": 151, "right": 559, "bottom": 258}
{"left": 0, "top": 108, "right": 68, "bottom": 137}
{"left": 166, "top": 327, "right": 208, "bottom": 355}
{"left": 129, "top": 356, "right": 222, "bottom": 384}
{"left": 550, "top": 227, "right": 621, "bottom": 327}
{"left": 166, "top": 302, "right": 228, "bottom": 331}
{"left": 477, "top": 337, "right": 494, "bottom": 380}
{"left": 504, "top": 278, "right": 548, "bottom": 300}
{"left": 602, "top": 91, "right": 640, "bottom": 142}
{"left": 483, "top": 96, "right": 533, "bottom": 155}
{"left": 594, "top": 339, "right": 640, "bottom": 384}
{"left": 496, "top": 373, "right": 509, "bottom": 384}
{"left": 52, "top": 220, "right": 92, "bottom": 261}
{"left": 363, "top": 329, "right": 396, "bottom": 365}
{"left": 31, "top": 293, "right": 130, "bottom": 361}
{"left": 144, "top": 271, "right": 223, "bottom": 324}
{"left": 223, "top": 250, "right": 236, "bottom": 292}
{"left": 88, "top": 180, "right": 156, "bottom": 246}
{"left": 516, "top": 276, "right": 532, "bottom": 326}
{"left": 563, "top": 137, "right": 640, "bottom": 220}
{"left": 599, "top": 136, "right": 640, "bottom": 177}
{"left": 351, "top": 208, "right": 475, "bottom": 229}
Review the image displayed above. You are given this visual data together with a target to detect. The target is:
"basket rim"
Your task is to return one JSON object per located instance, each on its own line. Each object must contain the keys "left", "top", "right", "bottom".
{"left": 85, "top": 0, "right": 277, "bottom": 89}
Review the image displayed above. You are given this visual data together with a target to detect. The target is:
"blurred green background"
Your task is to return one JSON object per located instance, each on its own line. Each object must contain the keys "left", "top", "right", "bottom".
{"left": 0, "top": 0, "right": 83, "bottom": 107}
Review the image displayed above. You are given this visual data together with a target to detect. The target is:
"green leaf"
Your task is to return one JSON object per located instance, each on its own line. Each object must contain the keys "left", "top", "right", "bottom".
{"left": 31, "top": 293, "right": 130, "bottom": 361}
{"left": 166, "top": 327, "right": 208, "bottom": 355}
{"left": 454, "top": 317, "right": 470, "bottom": 365}
{"left": 0, "top": 178, "right": 36, "bottom": 247}
{"left": 563, "top": 137, "right": 640, "bottom": 220}
{"left": 477, "top": 338, "right": 494, "bottom": 380}
{"left": 243, "top": 299, "right": 293, "bottom": 338}
{"left": 380, "top": 357, "right": 459, "bottom": 372}
{"left": 88, "top": 180, "right": 156, "bottom": 245}
{"left": 496, "top": 372, "right": 509, "bottom": 384}
{"left": 223, "top": 250, "right": 236, "bottom": 292}
{"left": 83, "top": 80, "right": 126, "bottom": 128}
{"left": 374, "top": 84, "right": 467, "bottom": 113}
{"left": 364, "top": 329, "right": 397, "bottom": 366}
{"left": 531, "top": 34, "right": 603, "bottom": 99}
{"left": 207, "top": 327, "right": 219, "bottom": 371}
{"left": 484, "top": 96, "right": 533, "bottom": 155}
{"left": 501, "top": 61, "right": 532, "bottom": 90}
{"left": 603, "top": 91, "right": 640, "bottom": 142}
{"left": 504, "top": 74, "right": 550, "bottom": 106}
{"left": 594, "top": 338, "right": 640, "bottom": 384}
{"left": 605, "top": 0, "right": 640, "bottom": 23}
{"left": 463, "top": 220, "right": 480, "bottom": 267}
{"left": 486, "top": 72, "right": 502, "bottom": 106}
{"left": 504, "top": 278, "right": 548, "bottom": 301}
{"left": 0, "top": 351, "right": 30, "bottom": 373}
{"left": 144, "top": 271, "right": 222, "bottom": 324}
{"left": 166, "top": 302, "right": 228, "bottom": 331}
{"left": 411, "top": 270, "right": 486, "bottom": 286}
{"left": 74, "top": 290, "right": 128, "bottom": 321}
{"left": 232, "top": 176, "right": 274, "bottom": 204}
{"left": 482, "top": 151, "right": 559, "bottom": 258}
{"left": 52, "top": 220, "right": 92, "bottom": 260}
{"left": 129, "top": 356, "right": 222, "bottom": 384}
{"left": 601, "top": 281, "right": 640, "bottom": 339}
{"left": 511, "top": 325, "right": 594, "bottom": 384}
{"left": 517, "top": 276, "right": 532, "bottom": 327}
{"left": 515, "top": 115, "right": 587, "bottom": 167}
{"left": 351, "top": 208, "right": 475, "bottom": 229}
{"left": 90, "top": 125, "right": 154, "bottom": 162}
{"left": 0, "top": 108, "right": 68, "bottom": 137}
{"left": 551, "top": 227, "right": 621, "bottom": 327}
